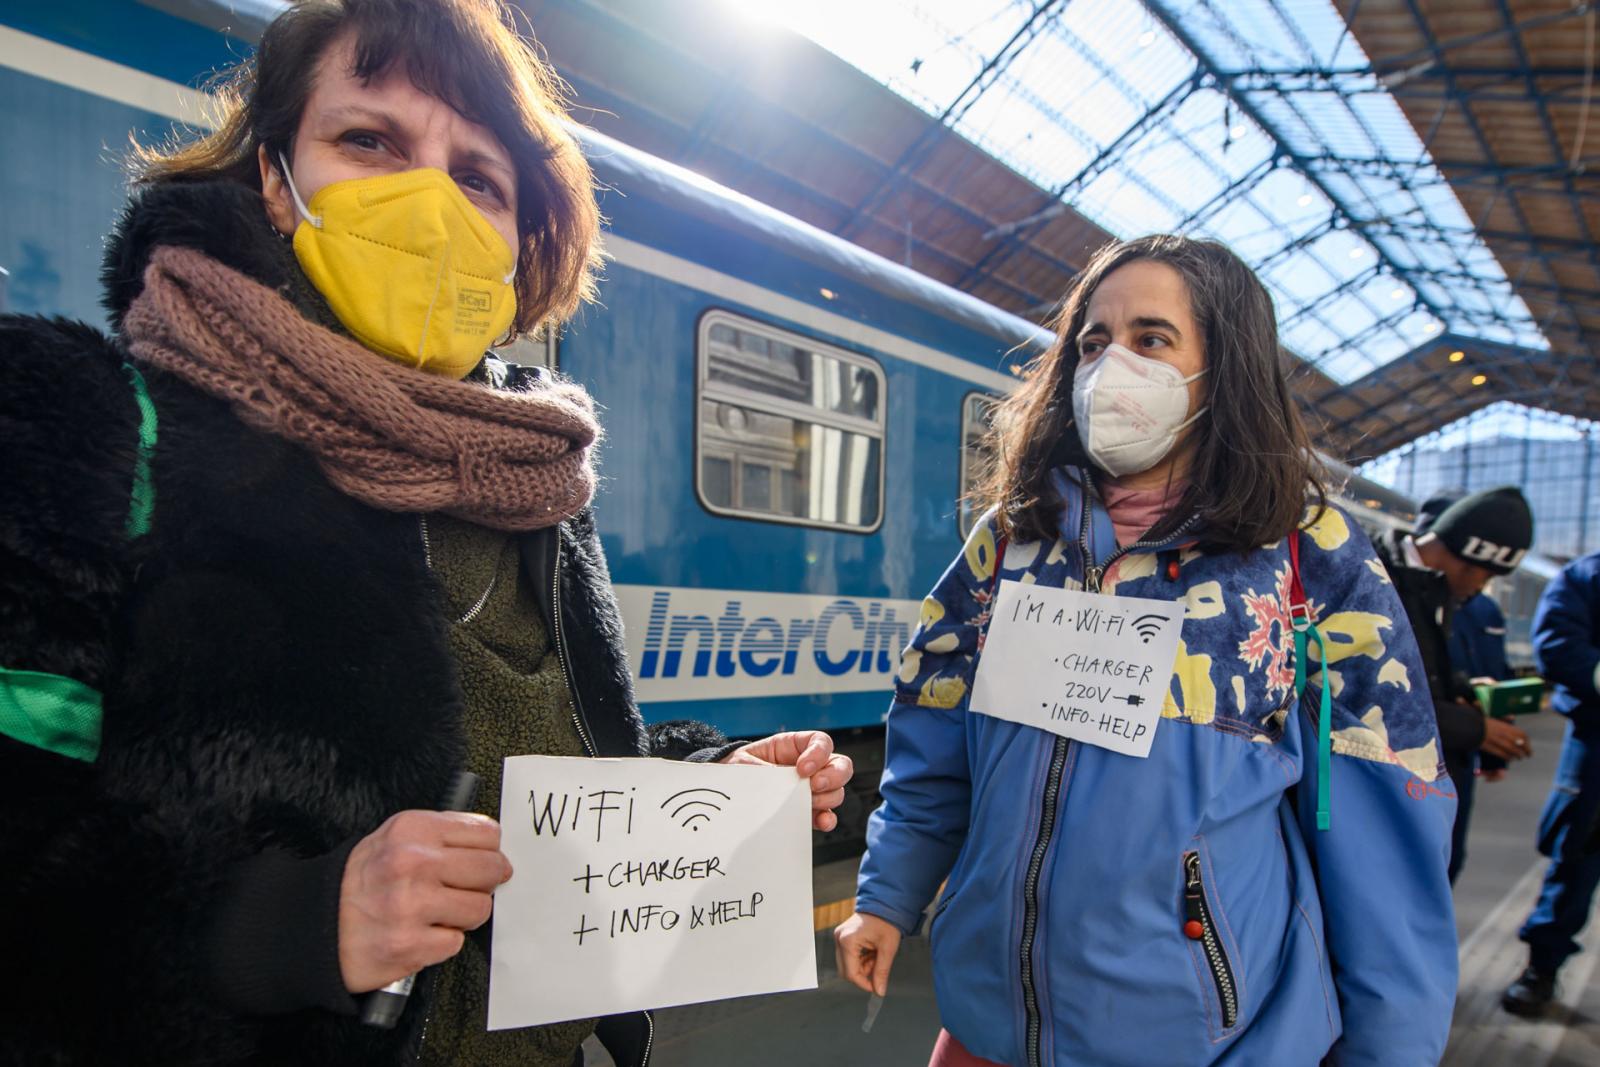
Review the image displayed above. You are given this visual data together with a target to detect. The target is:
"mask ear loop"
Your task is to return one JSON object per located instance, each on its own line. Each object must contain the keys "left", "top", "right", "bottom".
{"left": 276, "top": 152, "right": 322, "bottom": 229}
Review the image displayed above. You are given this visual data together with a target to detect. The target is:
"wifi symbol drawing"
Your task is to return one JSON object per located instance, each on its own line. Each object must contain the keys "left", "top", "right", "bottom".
{"left": 661, "top": 787, "right": 732, "bottom": 831}
{"left": 1132, "top": 613, "right": 1170, "bottom": 644}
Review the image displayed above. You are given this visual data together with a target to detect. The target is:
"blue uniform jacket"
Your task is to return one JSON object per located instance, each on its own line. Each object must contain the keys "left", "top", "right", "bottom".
{"left": 1533, "top": 551, "right": 1600, "bottom": 735}
{"left": 856, "top": 470, "right": 1457, "bottom": 1067}
{"left": 1451, "top": 593, "right": 1510, "bottom": 682}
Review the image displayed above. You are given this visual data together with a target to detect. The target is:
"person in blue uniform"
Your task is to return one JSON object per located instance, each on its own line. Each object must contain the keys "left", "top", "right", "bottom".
{"left": 1504, "top": 550, "right": 1600, "bottom": 1016}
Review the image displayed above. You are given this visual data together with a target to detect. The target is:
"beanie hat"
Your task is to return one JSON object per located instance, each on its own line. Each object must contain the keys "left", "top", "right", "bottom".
{"left": 1429, "top": 486, "right": 1534, "bottom": 575}
{"left": 1414, "top": 491, "right": 1463, "bottom": 535}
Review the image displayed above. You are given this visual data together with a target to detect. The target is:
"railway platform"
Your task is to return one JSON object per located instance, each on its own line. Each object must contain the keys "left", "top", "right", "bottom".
{"left": 587, "top": 707, "right": 1600, "bottom": 1066}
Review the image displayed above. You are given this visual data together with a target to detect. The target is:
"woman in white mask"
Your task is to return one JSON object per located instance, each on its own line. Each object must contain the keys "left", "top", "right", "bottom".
{"left": 836, "top": 236, "right": 1456, "bottom": 1067}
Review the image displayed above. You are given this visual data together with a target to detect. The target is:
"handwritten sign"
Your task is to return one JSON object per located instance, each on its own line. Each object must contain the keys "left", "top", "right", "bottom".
{"left": 487, "top": 756, "right": 816, "bottom": 1030}
{"left": 970, "top": 580, "right": 1185, "bottom": 758}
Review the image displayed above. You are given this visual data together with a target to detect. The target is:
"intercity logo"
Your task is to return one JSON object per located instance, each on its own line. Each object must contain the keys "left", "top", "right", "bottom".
{"left": 613, "top": 585, "right": 923, "bottom": 703}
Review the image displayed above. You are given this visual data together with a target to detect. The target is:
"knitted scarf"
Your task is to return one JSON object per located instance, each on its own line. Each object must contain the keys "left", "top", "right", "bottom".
{"left": 121, "top": 245, "right": 599, "bottom": 531}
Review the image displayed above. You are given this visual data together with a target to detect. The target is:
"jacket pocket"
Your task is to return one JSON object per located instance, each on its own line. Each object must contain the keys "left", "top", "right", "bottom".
{"left": 1182, "top": 849, "right": 1239, "bottom": 1032}
{"left": 928, "top": 879, "right": 961, "bottom": 938}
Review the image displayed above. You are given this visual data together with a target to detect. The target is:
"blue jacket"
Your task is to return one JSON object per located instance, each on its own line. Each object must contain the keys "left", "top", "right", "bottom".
{"left": 1450, "top": 593, "right": 1511, "bottom": 682}
{"left": 857, "top": 470, "right": 1457, "bottom": 1067}
{"left": 1533, "top": 551, "right": 1600, "bottom": 735}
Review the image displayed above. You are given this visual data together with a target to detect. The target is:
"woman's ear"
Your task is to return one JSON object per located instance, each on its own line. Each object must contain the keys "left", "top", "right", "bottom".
{"left": 257, "top": 144, "right": 297, "bottom": 236}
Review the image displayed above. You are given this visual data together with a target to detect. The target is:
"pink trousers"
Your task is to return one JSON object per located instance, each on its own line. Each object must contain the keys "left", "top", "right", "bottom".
{"left": 928, "top": 1029, "right": 1008, "bottom": 1067}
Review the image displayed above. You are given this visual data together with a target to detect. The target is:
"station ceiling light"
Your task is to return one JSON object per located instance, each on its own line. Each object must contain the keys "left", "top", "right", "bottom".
{"left": 1471, "top": 374, "right": 1488, "bottom": 386}
{"left": 1448, "top": 350, "right": 1465, "bottom": 362}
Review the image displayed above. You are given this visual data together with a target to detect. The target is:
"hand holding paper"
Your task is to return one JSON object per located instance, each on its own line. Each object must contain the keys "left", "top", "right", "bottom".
{"left": 721, "top": 729, "right": 855, "bottom": 831}
{"left": 339, "top": 809, "right": 512, "bottom": 993}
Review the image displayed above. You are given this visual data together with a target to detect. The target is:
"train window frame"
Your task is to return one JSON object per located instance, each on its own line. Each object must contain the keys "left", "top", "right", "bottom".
{"left": 958, "top": 391, "right": 1001, "bottom": 540}
{"left": 694, "top": 308, "right": 887, "bottom": 535}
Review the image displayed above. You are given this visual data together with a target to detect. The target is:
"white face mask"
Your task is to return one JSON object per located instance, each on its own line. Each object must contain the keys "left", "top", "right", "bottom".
{"left": 1072, "top": 343, "right": 1208, "bottom": 477}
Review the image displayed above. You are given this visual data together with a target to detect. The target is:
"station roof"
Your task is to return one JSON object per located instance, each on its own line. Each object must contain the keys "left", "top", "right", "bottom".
{"left": 521, "top": 0, "right": 1599, "bottom": 462}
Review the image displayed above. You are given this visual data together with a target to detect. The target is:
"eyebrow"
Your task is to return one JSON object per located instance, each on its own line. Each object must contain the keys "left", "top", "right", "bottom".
{"left": 316, "top": 105, "right": 516, "bottom": 186}
{"left": 1078, "top": 316, "right": 1184, "bottom": 341}
{"left": 456, "top": 147, "right": 516, "bottom": 188}
{"left": 318, "top": 103, "right": 401, "bottom": 133}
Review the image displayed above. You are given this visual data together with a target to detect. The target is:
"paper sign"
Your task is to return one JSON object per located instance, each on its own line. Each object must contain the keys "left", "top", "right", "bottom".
{"left": 487, "top": 755, "right": 816, "bottom": 1030}
{"left": 970, "top": 580, "right": 1185, "bottom": 758}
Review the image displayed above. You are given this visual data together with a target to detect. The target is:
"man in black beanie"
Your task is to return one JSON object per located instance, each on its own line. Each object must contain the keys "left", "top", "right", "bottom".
{"left": 1371, "top": 486, "right": 1536, "bottom": 883}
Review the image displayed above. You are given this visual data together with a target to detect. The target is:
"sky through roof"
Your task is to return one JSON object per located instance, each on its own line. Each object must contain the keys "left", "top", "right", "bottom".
{"left": 732, "top": 0, "right": 1549, "bottom": 385}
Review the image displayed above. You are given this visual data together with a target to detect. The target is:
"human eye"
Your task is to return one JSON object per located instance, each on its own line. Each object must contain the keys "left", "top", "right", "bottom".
{"left": 1139, "top": 332, "right": 1169, "bottom": 351}
{"left": 456, "top": 171, "right": 506, "bottom": 207}
{"left": 340, "top": 130, "right": 388, "bottom": 154}
{"left": 1078, "top": 339, "right": 1104, "bottom": 358}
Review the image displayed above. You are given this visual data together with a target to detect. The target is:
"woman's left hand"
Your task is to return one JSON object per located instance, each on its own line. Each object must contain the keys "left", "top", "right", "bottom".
{"left": 720, "top": 730, "right": 854, "bottom": 832}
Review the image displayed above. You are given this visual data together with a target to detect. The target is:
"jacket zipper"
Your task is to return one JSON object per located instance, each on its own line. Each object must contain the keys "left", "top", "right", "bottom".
{"left": 1080, "top": 489, "right": 1200, "bottom": 592}
{"left": 1183, "top": 850, "right": 1238, "bottom": 1030}
{"left": 1017, "top": 476, "right": 1200, "bottom": 1065}
{"left": 550, "top": 536, "right": 598, "bottom": 757}
{"left": 641, "top": 1009, "right": 655, "bottom": 1066}
{"left": 1019, "top": 735, "right": 1069, "bottom": 1067}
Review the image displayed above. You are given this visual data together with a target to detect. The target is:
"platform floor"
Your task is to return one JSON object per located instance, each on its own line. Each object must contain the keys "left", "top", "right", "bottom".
{"left": 585, "top": 709, "right": 1600, "bottom": 1066}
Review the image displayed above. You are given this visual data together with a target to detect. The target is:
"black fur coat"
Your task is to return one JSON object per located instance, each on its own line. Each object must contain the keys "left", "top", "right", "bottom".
{"left": 0, "top": 180, "right": 727, "bottom": 1065}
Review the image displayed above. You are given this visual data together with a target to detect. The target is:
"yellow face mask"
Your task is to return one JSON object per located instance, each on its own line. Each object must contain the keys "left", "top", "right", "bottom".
{"left": 280, "top": 158, "right": 518, "bottom": 378}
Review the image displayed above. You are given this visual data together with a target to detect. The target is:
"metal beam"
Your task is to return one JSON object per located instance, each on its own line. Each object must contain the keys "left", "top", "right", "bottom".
{"left": 1396, "top": 0, "right": 1600, "bottom": 358}
{"left": 956, "top": 74, "right": 1199, "bottom": 288}
{"left": 833, "top": 0, "right": 1067, "bottom": 241}
{"left": 1142, "top": 1, "right": 1451, "bottom": 325}
{"left": 1493, "top": 0, "right": 1600, "bottom": 302}
{"left": 1403, "top": 268, "right": 1600, "bottom": 309}
{"left": 1222, "top": 66, "right": 1594, "bottom": 90}
{"left": 1170, "top": 155, "right": 1279, "bottom": 234}
{"left": 1351, "top": 2, "right": 1594, "bottom": 78}
{"left": 1278, "top": 263, "right": 1384, "bottom": 331}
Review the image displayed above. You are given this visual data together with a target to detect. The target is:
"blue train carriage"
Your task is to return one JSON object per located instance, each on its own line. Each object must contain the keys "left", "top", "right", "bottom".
{"left": 560, "top": 130, "right": 1049, "bottom": 846}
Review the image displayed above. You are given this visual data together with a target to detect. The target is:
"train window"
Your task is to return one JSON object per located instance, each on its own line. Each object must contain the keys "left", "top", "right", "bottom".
{"left": 697, "top": 311, "right": 885, "bottom": 531}
{"left": 958, "top": 393, "right": 1000, "bottom": 539}
{"left": 501, "top": 327, "right": 559, "bottom": 370}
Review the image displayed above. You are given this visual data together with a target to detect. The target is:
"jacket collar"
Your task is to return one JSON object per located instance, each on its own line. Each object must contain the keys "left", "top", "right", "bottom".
{"left": 102, "top": 179, "right": 344, "bottom": 335}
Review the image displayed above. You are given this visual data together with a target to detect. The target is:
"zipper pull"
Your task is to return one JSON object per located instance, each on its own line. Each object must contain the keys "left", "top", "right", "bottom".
{"left": 1183, "top": 853, "right": 1204, "bottom": 938}
{"left": 1084, "top": 564, "right": 1104, "bottom": 593}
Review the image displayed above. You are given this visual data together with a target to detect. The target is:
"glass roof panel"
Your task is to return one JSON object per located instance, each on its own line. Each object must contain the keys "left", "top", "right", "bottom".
{"left": 736, "top": 0, "right": 1552, "bottom": 384}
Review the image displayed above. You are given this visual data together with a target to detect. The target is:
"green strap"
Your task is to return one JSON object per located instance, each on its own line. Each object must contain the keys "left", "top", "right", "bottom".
{"left": 0, "top": 666, "right": 102, "bottom": 762}
{"left": 1294, "top": 624, "right": 1333, "bottom": 831}
{"left": 0, "top": 368, "right": 151, "bottom": 762}
{"left": 123, "top": 363, "right": 157, "bottom": 539}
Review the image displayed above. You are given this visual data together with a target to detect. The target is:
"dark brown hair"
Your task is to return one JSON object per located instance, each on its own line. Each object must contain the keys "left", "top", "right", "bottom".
{"left": 976, "top": 234, "right": 1327, "bottom": 552}
{"left": 133, "top": 0, "right": 599, "bottom": 338}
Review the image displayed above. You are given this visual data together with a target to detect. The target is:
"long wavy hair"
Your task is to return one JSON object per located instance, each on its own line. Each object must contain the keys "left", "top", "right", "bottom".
{"left": 974, "top": 234, "right": 1327, "bottom": 552}
{"left": 132, "top": 0, "right": 600, "bottom": 340}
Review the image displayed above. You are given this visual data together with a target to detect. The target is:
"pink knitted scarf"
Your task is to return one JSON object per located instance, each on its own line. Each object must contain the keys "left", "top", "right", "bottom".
{"left": 121, "top": 245, "right": 599, "bottom": 531}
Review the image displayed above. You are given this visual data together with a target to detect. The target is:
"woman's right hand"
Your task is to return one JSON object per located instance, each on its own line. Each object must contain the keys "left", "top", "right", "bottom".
{"left": 834, "top": 911, "right": 902, "bottom": 996}
{"left": 338, "top": 810, "right": 514, "bottom": 993}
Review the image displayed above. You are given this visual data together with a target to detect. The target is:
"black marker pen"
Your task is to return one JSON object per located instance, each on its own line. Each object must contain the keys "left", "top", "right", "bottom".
{"left": 360, "top": 770, "right": 481, "bottom": 1029}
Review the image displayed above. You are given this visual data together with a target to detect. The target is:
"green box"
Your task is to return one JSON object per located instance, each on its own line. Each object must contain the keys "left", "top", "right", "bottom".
{"left": 1474, "top": 677, "right": 1545, "bottom": 718}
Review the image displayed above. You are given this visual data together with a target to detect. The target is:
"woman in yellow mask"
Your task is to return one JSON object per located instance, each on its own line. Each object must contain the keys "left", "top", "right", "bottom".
{"left": 0, "top": 2, "right": 851, "bottom": 1065}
